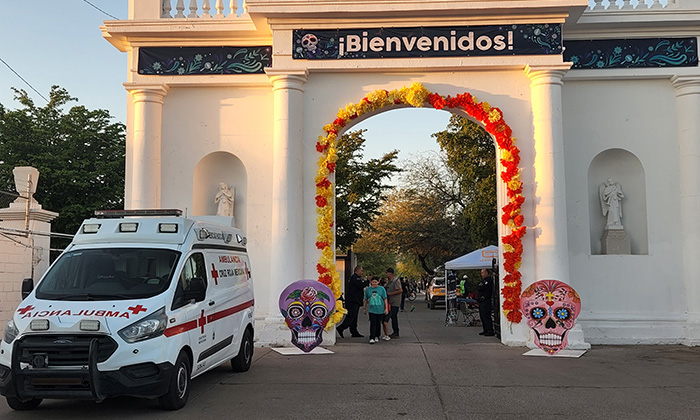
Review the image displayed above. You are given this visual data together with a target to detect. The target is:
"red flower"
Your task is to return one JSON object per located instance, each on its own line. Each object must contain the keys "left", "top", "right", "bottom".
{"left": 514, "top": 214, "right": 524, "bottom": 227}
{"left": 316, "top": 179, "right": 331, "bottom": 189}
{"left": 333, "top": 117, "right": 346, "bottom": 127}
{"left": 319, "top": 274, "right": 333, "bottom": 285}
{"left": 506, "top": 310, "right": 523, "bottom": 323}
{"left": 316, "top": 142, "right": 328, "bottom": 153}
{"left": 300, "top": 287, "right": 318, "bottom": 302}
{"left": 315, "top": 241, "right": 329, "bottom": 250}
{"left": 316, "top": 263, "right": 329, "bottom": 274}
{"left": 326, "top": 128, "right": 338, "bottom": 135}
{"left": 428, "top": 93, "right": 446, "bottom": 110}
{"left": 327, "top": 162, "right": 336, "bottom": 173}
{"left": 315, "top": 195, "right": 328, "bottom": 208}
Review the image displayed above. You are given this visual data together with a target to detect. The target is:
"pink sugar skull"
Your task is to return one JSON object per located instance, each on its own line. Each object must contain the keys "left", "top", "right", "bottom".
{"left": 279, "top": 280, "right": 335, "bottom": 352}
{"left": 520, "top": 280, "right": 581, "bottom": 355}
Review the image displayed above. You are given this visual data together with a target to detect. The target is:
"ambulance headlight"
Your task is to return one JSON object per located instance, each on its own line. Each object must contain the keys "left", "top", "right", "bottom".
{"left": 118, "top": 307, "right": 167, "bottom": 343}
{"left": 3, "top": 319, "right": 19, "bottom": 344}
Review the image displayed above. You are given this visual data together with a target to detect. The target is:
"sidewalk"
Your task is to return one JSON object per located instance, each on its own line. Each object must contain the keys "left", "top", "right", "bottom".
{"left": 2, "top": 297, "right": 699, "bottom": 419}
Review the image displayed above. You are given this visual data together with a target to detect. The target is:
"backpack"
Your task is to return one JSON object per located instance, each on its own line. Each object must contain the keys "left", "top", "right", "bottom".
{"left": 369, "top": 289, "right": 383, "bottom": 308}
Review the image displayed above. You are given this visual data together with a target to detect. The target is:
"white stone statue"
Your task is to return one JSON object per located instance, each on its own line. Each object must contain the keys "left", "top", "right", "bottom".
{"left": 215, "top": 182, "right": 234, "bottom": 216}
{"left": 599, "top": 178, "right": 624, "bottom": 229}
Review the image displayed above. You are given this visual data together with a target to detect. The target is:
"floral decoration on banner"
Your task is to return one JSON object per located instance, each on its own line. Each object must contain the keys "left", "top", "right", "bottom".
{"left": 315, "top": 83, "right": 527, "bottom": 327}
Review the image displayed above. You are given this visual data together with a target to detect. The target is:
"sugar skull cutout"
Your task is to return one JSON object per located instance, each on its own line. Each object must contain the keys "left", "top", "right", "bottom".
{"left": 301, "top": 33, "right": 319, "bottom": 53}
{"left": 520, "top": 280, "right": 581, "bottom": 355}
{"left": 279, "top": 280, "right": 335, "bottom": 352}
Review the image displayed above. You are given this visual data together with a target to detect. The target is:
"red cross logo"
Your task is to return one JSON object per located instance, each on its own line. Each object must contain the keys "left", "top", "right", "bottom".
{"left": 198, "top": 310, "right": 207, "bottom": 333}
{"left": 210, "top": 263, "right": 219, "bottom": 285}
{"left": 128, "top": 305, "right": 147, "bottom": 315}
{"left": 17, "top": 305, "right": 35, "bottom": 315}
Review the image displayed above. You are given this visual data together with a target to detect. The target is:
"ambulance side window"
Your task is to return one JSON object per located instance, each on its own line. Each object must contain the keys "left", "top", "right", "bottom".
{"left": 172, "top": 253, "right": 207, "bottom": 310}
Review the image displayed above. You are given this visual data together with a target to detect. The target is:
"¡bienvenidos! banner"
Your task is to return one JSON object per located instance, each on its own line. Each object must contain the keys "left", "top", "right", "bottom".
{"left": 293, "top": 24, "right": 562, "bottom": 60}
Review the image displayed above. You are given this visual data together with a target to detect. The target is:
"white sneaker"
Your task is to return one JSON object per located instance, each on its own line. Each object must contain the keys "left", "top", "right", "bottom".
{"left": 369, "top": 338, "right": 376, "bottom": 344}
{"left": 382, "top": 335, "right": 391, "bottom": 341}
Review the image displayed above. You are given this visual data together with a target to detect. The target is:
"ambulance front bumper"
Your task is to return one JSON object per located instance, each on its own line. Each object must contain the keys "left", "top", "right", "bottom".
{"left": 0, "top": 335, "right": 175, "bottom": 401}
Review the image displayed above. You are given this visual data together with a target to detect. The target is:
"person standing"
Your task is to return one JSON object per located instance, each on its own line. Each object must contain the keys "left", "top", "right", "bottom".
{"left": 477, "top": 268, "right": 495, "bottom": 336}
{"left": 337, "top": 266, "right": 368, "bottom": 338}
{"left": 400, "top": 277, "right": 408, "bottom": 311}
{"left": 363, "top": 277, "right": 388, "bottom": 344}
{"left": 384, "top": 267, "right": 402, "bottom": 338}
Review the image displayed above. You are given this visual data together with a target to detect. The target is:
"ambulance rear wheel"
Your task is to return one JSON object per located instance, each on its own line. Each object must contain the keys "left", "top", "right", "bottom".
{"left": 159, "top": 352, "right": 191, "bottom": 410}
{"left": 231, "top": 328, "right": 253, "bottom": 372}
{"left": 6, "top": 396, "right": 42, "bottom": 411}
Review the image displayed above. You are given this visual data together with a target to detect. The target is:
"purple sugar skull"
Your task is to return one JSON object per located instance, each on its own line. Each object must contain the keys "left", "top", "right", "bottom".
{"left": 520, "top": 280, "right": 581, "bottom": 355}
{"left": 279, "top": 280, "right": 335, "bottom": 352}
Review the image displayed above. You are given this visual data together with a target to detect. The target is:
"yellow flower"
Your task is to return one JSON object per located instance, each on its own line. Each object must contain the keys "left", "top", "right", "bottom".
{"left": 503, "top": 243, "right": 514, "bottom": 253}
{"left": 405, "top": 82, "right": 429, "bottom": 107}
{"left": 481, "top": 101, "right": 492, "bottom": 112}
{"left": 489, "top": 108, "right": 502, "bottom": 123}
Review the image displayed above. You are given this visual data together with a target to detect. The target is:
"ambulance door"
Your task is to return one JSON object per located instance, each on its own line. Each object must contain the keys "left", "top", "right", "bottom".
{"left": 170, "top": 252, "right": 210, "bottom": 375}
{"left": 201, "top": 250, "right": 242, "bottom": 367}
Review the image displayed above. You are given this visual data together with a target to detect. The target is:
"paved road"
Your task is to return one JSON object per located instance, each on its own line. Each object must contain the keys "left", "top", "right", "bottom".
{"left": 2, "top": 294, "right": 700, "bottom": 419}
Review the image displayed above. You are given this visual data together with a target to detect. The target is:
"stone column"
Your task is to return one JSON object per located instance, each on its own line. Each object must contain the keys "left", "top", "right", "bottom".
{"left": 526, "top": 65, "right": 572, "bottom": 282}
{"left": 526, "top": 65, "right": 589, "bottom": 350}
{"left": 671, "top": 75, "right": 700, "bottom": 345}
{"left": 260, "top": 69, "right": 308, "bottom": 345}
{"left": 124, "top": 84, "right": 169, "bottom": 209}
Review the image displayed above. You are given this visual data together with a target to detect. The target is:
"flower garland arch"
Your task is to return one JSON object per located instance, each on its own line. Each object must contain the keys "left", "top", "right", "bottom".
{"left": 315, "top": 83, "right": 527, "bottom": 328}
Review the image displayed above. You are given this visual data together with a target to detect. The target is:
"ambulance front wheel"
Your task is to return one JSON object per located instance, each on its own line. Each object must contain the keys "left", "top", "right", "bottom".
{"left": 158, "top": 352, "right": 191, "bottom": 410}
{"left": 6, "top": 396, "right": 42, "bottom": 411}
{"left": 231, "top": 327, "right": 253, "bottom": 372}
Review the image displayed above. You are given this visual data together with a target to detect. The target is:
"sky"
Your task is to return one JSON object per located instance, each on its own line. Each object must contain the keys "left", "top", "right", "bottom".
{"left": 0, "top": 1, "right": 450, "bottom": 167}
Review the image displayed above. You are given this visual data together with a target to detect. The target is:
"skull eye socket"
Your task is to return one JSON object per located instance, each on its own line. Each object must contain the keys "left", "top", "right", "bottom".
{"left": 555, "top": 308, "right": 570, "bottom": 320}
{"left": 311, "top": 304, "right": 327, "bottom": 319}
{"left": 288, "top": 304, "right": 304, "bottom": 320}
{"left": 531, "top": 307, "right": 546, "bottom": 320}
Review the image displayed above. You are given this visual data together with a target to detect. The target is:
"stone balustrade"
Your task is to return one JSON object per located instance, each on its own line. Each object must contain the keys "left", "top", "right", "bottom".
{"left": 160, "top": 0, "right": 242, "bottom": 18}
{"left": 156, "top": 0, "right": 677, "bottom": 19}
{"left": 588, "top": 0, "right": 673, "bottom": 10}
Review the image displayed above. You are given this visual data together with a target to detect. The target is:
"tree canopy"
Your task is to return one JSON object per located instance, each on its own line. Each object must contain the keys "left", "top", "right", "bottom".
{"left": 354, "top": 114, "right": 497, "bottom": 275}
{"left": 0, "top": 86, "right": 125, "bottom": 243}
{"left": 334, "top": 129, "right": 401, "bottom": 252}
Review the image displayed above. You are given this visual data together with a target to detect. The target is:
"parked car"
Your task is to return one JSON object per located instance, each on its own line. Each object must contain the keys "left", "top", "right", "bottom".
{"left": 426, "top": 276, "right": 446, "bottom": 309}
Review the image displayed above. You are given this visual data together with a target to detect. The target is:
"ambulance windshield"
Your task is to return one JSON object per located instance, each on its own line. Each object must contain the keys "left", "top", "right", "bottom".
{"left": 36, "top": 248, "right": 181, "bottom": 301}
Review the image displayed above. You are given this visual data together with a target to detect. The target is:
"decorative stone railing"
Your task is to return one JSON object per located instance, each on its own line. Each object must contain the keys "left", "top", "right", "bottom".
{"left": 158, "top": 0, "right": 677, "bottom": 19}
{"left": 588, "top": 0, "right": 674, "bottom": 10}
{"left": 160, "top": 0, "right": 243, "bottom": 18}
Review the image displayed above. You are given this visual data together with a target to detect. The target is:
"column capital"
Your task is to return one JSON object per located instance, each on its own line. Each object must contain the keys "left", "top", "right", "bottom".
{"left": 671, "top": 75, "right": 700, "bottom": 97}
{"left": 123, "top": 83, "right": 169, "bottom": 103}
{"left": 525, "top": 64, "right": 571, "bottom": 86}
{"left": 265, "top": 69, "right": 309, "bottom": 91}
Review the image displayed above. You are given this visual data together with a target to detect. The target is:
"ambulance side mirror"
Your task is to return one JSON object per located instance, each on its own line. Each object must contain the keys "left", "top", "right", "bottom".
{"left": 184, "top": 277, "right": 206, "bottom": 302}
{"left": 21, "top": 278, "right": 34, "bottom": 300}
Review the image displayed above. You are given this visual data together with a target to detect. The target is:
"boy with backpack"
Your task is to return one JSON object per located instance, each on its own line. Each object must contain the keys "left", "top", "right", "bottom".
{"left": 363, "top": 276, "right": 389, "bottom": 344}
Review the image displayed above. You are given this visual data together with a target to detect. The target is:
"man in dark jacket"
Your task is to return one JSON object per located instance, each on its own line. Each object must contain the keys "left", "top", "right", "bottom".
{"left": 477, "top": 268, "right": 495, "bottom": 336}
{"left": 337, "top": 266, "right": 368, "bottom": 338}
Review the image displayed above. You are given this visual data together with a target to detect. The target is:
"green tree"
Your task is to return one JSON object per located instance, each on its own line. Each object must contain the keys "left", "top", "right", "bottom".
{"left": 355, "top": 186, "right": 466, "bottom": 275}
{"left": 0, "top": 86, "right": 125, "bottom": 246}
{"left": 335, "top": 129, "right": 401, "bottom": 252}
{"left": 432, "top": 115, "right": 497, "bottom": 248}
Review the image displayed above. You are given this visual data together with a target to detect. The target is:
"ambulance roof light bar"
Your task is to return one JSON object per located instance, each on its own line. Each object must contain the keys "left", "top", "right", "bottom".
{"left": 94, "top": 209, "right": 183, "bottom": 219}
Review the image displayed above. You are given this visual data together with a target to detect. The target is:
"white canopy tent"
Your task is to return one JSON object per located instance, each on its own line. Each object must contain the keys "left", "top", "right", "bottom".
{"left": 444, "top": 245, "right": 499, "bottom": 270}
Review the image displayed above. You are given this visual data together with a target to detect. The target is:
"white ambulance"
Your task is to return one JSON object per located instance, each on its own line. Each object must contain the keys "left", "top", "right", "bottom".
{"left": 0, "top": 209, "right": 255, "bottom": 410}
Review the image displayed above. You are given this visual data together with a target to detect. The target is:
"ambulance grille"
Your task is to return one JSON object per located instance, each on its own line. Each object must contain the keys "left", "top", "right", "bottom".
{"left": 16, "top": 335, "right": 118, "bottom": 367}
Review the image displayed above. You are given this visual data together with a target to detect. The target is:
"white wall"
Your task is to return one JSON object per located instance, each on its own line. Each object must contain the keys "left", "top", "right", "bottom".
{"left": 157, "top": 85, "right": 275, "bottom": 332}
{"left": 563, "top": 79, "right": 686, "bottom": 343}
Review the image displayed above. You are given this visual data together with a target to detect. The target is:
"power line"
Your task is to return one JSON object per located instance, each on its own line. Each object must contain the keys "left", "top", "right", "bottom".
{"left": 82, "top": 0, "right": 119, "bottom": 20}
{"left": 0, "top": 57, "right": 49, "bottom": 103}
